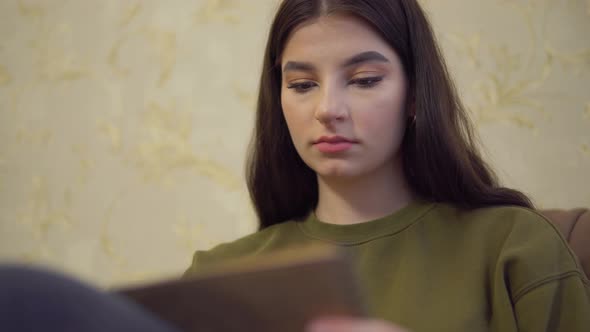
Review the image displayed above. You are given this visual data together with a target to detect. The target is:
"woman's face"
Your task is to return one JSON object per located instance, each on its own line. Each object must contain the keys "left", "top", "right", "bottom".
{"left": 280, "top": 14, "right": 409, "bottom": 179}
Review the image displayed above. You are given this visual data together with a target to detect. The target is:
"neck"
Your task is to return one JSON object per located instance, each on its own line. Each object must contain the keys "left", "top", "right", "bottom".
{"left": 314, "top": 160, "right": 415, "bottom": 225}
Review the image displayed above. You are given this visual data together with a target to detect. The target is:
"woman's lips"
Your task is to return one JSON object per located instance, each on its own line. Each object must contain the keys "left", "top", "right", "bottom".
{"left": 314, "top": 141, "right": 354, "bottom": 153}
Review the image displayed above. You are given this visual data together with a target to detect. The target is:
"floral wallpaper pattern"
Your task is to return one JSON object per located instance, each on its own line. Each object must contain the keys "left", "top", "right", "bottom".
{"left": 0, "top": 0, "right": 589, "bottom": 287}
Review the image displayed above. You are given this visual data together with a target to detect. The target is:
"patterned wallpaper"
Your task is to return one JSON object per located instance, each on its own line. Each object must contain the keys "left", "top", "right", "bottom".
{"left": 0, "top": 0, "right": 589, "bottom": 287}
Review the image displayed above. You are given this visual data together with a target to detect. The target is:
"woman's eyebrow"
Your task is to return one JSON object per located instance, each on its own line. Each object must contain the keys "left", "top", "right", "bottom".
{"left": 282, "top": 51, "right": 390, "bottom": 73}
{"left": 283, "top": 61, "right": 316, "bottom": 73}
{"left": 341, "top": 51, "right": 390, "bottom": 68}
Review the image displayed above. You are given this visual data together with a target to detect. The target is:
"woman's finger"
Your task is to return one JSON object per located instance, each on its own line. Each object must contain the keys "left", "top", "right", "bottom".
{"left": 305, "top": 317, "right": 409, "bottom": 332}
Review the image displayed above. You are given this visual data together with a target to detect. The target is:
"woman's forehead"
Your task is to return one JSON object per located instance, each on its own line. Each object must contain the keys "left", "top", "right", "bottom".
{"left": 283, "top": 16, "right": 392, "bottom": 57}
{"left": 281, "top": 15, "right": 398, "bottom": 69}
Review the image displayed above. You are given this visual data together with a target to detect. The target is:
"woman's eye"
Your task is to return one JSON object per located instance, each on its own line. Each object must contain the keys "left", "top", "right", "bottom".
{"left": 287, "top": 81, "right": 317, "bottom": 93}
{"left": 350, "top": 76, "right": 383, "bottom": 88}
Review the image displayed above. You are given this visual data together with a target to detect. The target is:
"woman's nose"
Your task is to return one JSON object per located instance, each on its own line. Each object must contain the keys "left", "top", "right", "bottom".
{"left": 314, "top": 85, "right": 348, "bottom": 124}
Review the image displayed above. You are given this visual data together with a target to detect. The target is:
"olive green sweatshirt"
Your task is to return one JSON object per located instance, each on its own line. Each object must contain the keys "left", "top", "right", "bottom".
{"left": 184, "top": 201, "right": 590, "bottom": 331}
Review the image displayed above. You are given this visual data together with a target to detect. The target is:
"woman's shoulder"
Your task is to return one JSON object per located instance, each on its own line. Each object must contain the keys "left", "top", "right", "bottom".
{"left": 183, "top": 220, "right": 301, "bottom": 277}
{"left": 432, "top": 203, "right": 559, "bottom": 236}
{"left": 428, "top": 203, "right": 581, "bottom": 268}
{"left": 437, "top": 203, "right": 586, "bottom": 283}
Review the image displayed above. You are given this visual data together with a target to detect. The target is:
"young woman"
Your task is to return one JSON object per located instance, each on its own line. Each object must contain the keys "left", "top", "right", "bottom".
{"left": 1, "top": 1, "right": 588, "bottom": 331}
{"left": 184, "top": 0, "right": 590, "bottom": 331}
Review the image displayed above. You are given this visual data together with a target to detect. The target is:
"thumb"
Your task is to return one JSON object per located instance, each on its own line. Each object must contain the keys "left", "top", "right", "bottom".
{"left": 306, "top": 317, "right": 410, "bottom": 332}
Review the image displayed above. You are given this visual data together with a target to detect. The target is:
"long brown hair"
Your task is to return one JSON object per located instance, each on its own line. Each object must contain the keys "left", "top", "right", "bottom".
{"left": 246, "top": 0, "right": 533, "bottom": 229}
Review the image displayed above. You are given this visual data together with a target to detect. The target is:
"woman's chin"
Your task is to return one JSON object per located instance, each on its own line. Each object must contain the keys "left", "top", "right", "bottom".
{"left": 314, "top": 165, "right": 359, "bottom": 179}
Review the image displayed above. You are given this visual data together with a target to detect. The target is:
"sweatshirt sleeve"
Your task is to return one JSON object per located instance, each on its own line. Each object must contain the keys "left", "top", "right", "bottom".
{"left": 495, "top": 208, "right": 590, "bottom": 331}
{"left": 182, "top": 250, "right": 204, "bottom": 278}
{"left": 513, "top": 272, "right": 590, "bottom": 331}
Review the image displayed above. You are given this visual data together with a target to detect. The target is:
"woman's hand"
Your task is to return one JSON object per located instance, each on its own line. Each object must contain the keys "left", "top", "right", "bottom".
{"left": 306, "top": 317, "right": 409, "bottom": 332}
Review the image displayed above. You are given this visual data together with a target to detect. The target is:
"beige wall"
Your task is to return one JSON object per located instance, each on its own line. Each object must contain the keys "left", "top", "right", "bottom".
{"left": 0, "top": 0, "right": 589, "bottom": 287}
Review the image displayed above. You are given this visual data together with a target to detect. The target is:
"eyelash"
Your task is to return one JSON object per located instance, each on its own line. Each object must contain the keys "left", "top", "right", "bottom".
{"left": 286, "top": 76, "right": 383, "bottom": 93}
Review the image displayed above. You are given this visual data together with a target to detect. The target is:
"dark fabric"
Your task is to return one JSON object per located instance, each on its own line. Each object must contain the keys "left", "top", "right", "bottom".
{"left": 0, "top": 265, "right": 180, "bottom": 332}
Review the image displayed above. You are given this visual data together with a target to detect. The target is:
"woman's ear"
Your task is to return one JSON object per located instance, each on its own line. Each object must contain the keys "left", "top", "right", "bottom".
{"left": 407, "top": 99, "right": 416, "bottom": 118}
{"left": 406, "top": 97, "right": 417, "bottom": 128}
{"left": 405, "top": 89, "right": 416, "bottom": 118}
